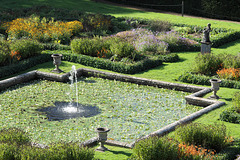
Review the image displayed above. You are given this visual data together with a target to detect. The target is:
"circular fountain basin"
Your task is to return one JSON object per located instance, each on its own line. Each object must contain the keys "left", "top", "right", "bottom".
{"left": 37, "top": 102, "right": 100, "bottom": 121}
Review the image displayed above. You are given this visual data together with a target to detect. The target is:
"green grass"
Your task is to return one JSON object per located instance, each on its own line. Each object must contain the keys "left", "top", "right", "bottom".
{"left": 94, "top": 145, "right": 132, "bottom": 160}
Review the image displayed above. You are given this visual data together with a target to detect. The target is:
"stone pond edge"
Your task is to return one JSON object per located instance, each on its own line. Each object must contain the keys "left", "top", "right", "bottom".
{"left": 0, "top": 69, "right": 226, "bottom": 149}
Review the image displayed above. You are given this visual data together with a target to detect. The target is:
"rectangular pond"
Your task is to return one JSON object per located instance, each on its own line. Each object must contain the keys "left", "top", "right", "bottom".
{"left": 0, "top": 77, "right": 201, "bottom": 145}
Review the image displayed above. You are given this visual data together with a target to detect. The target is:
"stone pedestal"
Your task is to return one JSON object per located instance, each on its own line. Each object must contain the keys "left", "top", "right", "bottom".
{"left": 201, "top": 42, "right": 211, "bottom": 54}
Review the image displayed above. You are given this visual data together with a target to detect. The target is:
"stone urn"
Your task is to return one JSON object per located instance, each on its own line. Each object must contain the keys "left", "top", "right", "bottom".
{"left": 51, "top": 54, "right": 63, "bottom": 73}
{"left": 209, "top": 79, "right": 222, "bottom": 99}
{"left": 95, "top": 127, "right": 110, "bottom": 152}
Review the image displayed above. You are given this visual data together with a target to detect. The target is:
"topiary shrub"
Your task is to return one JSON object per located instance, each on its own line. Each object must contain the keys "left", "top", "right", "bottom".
{"left": 175, "top": 123, "right": 228, "bottom": 152}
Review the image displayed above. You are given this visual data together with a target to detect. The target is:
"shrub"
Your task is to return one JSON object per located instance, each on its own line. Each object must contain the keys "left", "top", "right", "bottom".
{"left": 222, "top": 54, "right": 240, "bottom": 69}
{"left": 80, "top": 13, "right": 111, "bottom": 32}
{"left": 134, "top": 33, "right": 168, "bottom": 55}
{"left": 192, "top": 53, "right": 222, "bottom": 76}
{"left": 71, "top": 37, "right": 104, "bottom": 57}
{"left": 157, "top": 31, "right": 199, "bottom": 52}
{"left": 175, "top": 123, "right": 228, "bottom": 152}
{"left": 130, "top": 28, "right": 169, "bottom": 55}
{"left": 9, "top": 39, "right": 43, "bottom": 60}
{"left": 0, "top": 40, "right": 10, "bottom": 66}
{"left": 130, "top": 136, "right": 179, "bottom": 160}
{"left": 110, "top": 41, "right": 136, "bottom": 59}
{"left": 148, "top": 20, "right": 171, "bottom": 32}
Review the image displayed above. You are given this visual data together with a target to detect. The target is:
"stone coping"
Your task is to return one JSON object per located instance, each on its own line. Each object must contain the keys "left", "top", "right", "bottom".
{"left": 0, "top": 68, "right": 225, "bottom": 149}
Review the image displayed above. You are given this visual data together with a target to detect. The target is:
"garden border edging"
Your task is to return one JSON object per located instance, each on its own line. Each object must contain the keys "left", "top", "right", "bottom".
{"left": 0, "top": 68, "right": 225, "bottom": 149}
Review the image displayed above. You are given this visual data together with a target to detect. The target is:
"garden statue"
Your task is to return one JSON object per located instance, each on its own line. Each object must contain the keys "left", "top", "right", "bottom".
{"left": 201, "top": 23, "right": 212, "bottom": 54}
{"left": 202, "top": 23, "right": 211, "bottom": 43}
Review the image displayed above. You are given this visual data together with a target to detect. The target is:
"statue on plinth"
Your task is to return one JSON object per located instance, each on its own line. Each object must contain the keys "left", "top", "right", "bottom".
{"left": 202, "top": 23, "right": 211, "bottom": 44}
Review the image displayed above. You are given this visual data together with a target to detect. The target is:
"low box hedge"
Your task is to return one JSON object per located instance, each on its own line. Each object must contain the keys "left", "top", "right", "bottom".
{"left": 0, "top": 50, "right": 179, "bottom": 79}
{"left": 51, "top": 50, "right": 165, "bottom": 74}
{"left": 178, "top": 72, "right": 240, "bottom": 89}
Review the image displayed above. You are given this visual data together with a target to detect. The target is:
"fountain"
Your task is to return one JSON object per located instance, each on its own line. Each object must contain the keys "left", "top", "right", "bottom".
{"left": 37, "top": 66, "right": 100, "bottom": 121}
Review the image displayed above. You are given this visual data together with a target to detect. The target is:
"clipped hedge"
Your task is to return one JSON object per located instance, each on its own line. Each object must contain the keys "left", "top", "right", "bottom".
{"left": 159, "top": 53, "right": 179, "bottom": 62}
{"left": 59, "top": 51, "right": 163, "bottom": 74}
{"left": 178, "top": 72, "right": 240, "bottom": 89}
{"left": 211, "top": 30, "right": 240, "bottom": 48}
{"left": 168, "top": 43, "right": 200, "bottom": 52}
{"left": 0, "top": 53, "right": 52, "bottom": 79}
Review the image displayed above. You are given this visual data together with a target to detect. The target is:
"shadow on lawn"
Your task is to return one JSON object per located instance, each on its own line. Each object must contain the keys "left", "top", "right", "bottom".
{"left": 108, "top": 150, "right": 132, "bottom": 157}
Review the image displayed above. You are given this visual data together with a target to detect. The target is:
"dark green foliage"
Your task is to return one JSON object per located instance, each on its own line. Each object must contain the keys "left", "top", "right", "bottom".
{"left": 175, "top": 123, "right": 228, "bottom": 152}
{"left": 105, "top": 0, "right": 239, "bottom": 21}
{"left": 130, "top": 136, "right": 179, "bottom": 160}
{"left": 201, "top": 0, "right": 240, "bottom": 21}
{"left": 0, "top": 40, "right": 10, "bottom": 66}
{"left": 10, "top": 39, "right": 43, "bottom": 60}
{"left": 178, "top": 72, "right": 240, "bottom": 89}
{"left": 0, "top": 53, "right": 51, "bottom": 79}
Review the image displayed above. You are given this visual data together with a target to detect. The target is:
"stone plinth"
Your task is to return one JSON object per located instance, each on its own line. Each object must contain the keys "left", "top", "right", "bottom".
{"left": 201, "top": 42, "right": 211, "bottom": 54}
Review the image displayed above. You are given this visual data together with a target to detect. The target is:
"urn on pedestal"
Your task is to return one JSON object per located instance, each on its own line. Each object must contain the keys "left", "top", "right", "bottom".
{"left": 51, "top": 54, "right": 63, "bottom": 73}
{"left": 95, "top": 127, "right": 110, "bottom": 152}
{"left": 209, "top": 79, "right": 221, "bottom": 99}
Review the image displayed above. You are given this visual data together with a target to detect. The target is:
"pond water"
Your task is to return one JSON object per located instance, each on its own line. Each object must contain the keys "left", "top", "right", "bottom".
{"left": 0, "top": 77, "right": 201, "bottom": 144}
